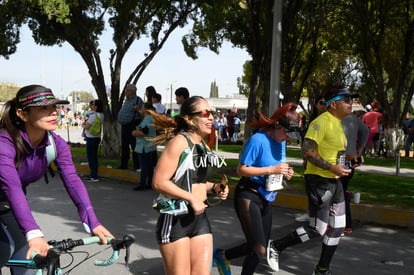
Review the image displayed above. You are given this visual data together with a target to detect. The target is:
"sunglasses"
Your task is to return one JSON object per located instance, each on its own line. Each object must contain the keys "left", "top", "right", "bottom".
{"left": 318, "top": 100, "right": 326, "bottom": 105}
{"left": 338, "top": 95, "right": 353, "bottom": 104}
{"left": 191, "top": 110, "right": 215, "bottom": 118}
{"left": 326, "top": 95, "right": 353, "bottom": 106}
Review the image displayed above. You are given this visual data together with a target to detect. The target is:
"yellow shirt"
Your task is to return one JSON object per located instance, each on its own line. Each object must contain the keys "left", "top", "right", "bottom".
{"left": 304, "top": 112, "right": 347, "bottom": 178}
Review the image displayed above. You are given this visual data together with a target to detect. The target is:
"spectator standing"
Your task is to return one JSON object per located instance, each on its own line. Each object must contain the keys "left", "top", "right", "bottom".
{"left": 152, "top": 93, "right": 166, "bottom": 114}
{"left": 340, "top": 113, "right": 369, "bottom": 235}
{"left": 267, "top": 86, "right": 356, "bottom": 274}
{"left": 232, "top": 115, "right": 241, "bottom": 142}
{"left": 117, "top": 84, "right": 143, "bottom": 170}
{"left": 361, "top": 102, "right": 383, "bottom": 157}
{"left": 0, "top": 85, "right": 113, "bottom": 274}
{"left": 145, "top": 86, "right": 157, "bottom": 104}
{"left": 213, "top": 103, "right": 296, "bottom": 275}
{"left": 65, "top": 108, "right": 74, "bottom": 126}
{"left": 83, "top": 99, "right": 104, "bottom": 182}
{"left": 219, "top": 112, "right": 228, "bottom": 141}
{"left": 151, "top": 96, "right": 229, "bottom": 275}
{"left": 226, "top": 109, "right": 237, "bottom": 141}
{"left": 81, "top": 100, "right": 95, "bottom": 140}
{"left": 174, "top": 87, "right": 190, "bottom": 105}
{"left": 132, "top": 102, "right": 157, "bottom": 191}
{"left": 404, "top": 113, "right": 414, "bottom": 158}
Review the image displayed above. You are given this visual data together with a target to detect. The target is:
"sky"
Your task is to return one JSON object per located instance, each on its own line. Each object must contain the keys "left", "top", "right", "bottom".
{"left": 0, "top": 25, "right": 250, "bottom": 102}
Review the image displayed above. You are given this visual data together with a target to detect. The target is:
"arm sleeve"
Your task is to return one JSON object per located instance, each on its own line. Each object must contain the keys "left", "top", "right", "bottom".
{"left": 0, "top": 134, "right": 42, "bottom": 235}
{"left": 52, "top": 133, "right": 101, "bottom": 232}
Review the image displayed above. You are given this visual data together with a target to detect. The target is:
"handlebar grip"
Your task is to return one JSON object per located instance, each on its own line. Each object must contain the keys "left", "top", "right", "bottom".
{"left": 81, "top": 236, "right": 113, "bottom": 245}
{"left": 94, "top": 250, "right": 120, "bottom": 266}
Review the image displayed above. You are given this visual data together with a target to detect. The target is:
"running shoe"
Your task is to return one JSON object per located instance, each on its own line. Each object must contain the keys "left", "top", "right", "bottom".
{"left": 85, "top": 177, "right": 99, "bottom": 182}
{"left": 312, "top": 264, "right": 332, "bottom": 275}
{"left": 213, "top": 248, "right": 231, "bottom": 275}
{"left": 344, "top": 227, "right": 353, "bottom": 233}
{"left": 266, "top": 240, "right": 280, "bottom": 271}
{"left": 295, "top": 213, "right": 310, "bottom": 222}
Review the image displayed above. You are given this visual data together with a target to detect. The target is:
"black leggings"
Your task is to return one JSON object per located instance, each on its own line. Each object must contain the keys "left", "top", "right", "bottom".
{"left": 0, "top": 210, "right": 34, "bottom": 275}
{"left": 224, "top": 182, "right": 273, "bottom": 275}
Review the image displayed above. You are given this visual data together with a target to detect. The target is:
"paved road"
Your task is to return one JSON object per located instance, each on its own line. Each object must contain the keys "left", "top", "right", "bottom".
{"left": 2, "top": 176, "right": 413, "bottom": 275}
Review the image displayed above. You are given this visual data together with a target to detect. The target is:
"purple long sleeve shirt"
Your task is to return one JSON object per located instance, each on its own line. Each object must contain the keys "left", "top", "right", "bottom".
{"left": 0, "top": 129, "right": 100, "bottom": 235}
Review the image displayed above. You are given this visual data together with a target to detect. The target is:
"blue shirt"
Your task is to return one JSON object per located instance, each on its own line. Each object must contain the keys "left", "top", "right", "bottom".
{"left": 240, "top": 130, "right": 286, "bottom": 202}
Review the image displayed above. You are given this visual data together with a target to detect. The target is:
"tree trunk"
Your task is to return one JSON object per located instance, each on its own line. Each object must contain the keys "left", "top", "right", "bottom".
{"left": 102, "top": 120, "right": 121, "bottom": 158}
{"left": 384, "top": 127, "right": 404, "bottom": 158}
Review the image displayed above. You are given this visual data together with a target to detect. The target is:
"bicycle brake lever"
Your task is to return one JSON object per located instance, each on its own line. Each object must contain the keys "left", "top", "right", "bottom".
{"left": 123, "top": 234, "right": 135, "bottom": 270}
{"left": 125, "top": 245, "right": 130, "bottom": 270}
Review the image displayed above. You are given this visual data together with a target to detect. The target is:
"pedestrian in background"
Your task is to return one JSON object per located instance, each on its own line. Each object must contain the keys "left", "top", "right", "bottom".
{"left": 404, "top": 112, "right": 414, "bottom": 158}
{"left": 226, "top": 109, "right": 237, "bottom": 142}
{"left": 117, "top": 84, "right": 143, "bottom": 170}
{"left": 362, "top": 103, "right": 383, "bottom": 157}
{"left": 152, "top": 93, "right": 166, "bottom": 114}
{"left": 145, "top": 85, "right": 157, "bottom": 104}
{"left": 0, "top": 85, "right": 113, "bottom": 275}
{"left": 213, "top": 103, "right": 297, "bottom": 275}
{"left": 151, "top": 96, "right": 229, "bottom": 275}
{"left": 83, "top": 99, "right": 104, "bottom": 182}
{"left": 340, "top": 112, "right": 369, "bottom": 235}
{"left": 267, "top": 86, "right": 356, "bottom": 275}
{"left": 232, "top": 115, "right": 241, "bottom": 142}
{"left": 174, "top": 87, "right": 190, "bottom": 105}
{"left": 132, "top": 102, "right": 157, "bottom": 191}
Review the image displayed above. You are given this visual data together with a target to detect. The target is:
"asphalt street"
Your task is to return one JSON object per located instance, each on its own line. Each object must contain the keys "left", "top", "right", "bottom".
{"left": 1, "top": 175, "right": 413, "bottom": 275}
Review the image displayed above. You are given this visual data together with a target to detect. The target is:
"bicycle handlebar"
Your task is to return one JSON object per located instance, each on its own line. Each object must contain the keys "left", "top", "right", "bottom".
{"left": 30, "top": 234, "right": 135, "bottom": 274}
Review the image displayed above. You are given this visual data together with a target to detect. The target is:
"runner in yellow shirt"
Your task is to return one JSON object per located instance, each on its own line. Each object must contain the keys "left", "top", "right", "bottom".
{"left": 267, "top": 86, "right": 358, "bottom": 275}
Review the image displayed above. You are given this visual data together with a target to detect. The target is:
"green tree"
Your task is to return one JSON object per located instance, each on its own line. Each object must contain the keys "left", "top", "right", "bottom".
{"left": 338, "top": 0, "right": 414, "bottom": 155}
{"left": 184, "top": 0, "right": 336, "bottom": 139}
{"left": 0, "top": 0, "right": 204, "bottom": 156}
{"left": 184, "top": 0, "right": 275, "bottom": 139}
{"left": 210, "top": 80, "right": 219, "bottom": 98}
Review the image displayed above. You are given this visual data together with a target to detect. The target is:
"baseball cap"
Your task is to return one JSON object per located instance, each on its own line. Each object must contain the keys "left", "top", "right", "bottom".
{"left": 17, "top": 87, "right": 69, "bottom": 109}
{"left": 324, "top": 86, "right": 359, "bottom": 106}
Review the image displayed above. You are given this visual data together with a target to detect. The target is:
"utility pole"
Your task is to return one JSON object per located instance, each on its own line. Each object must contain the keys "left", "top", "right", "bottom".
{"left": 269, "top": 0, "right": 283, "bottom": 116}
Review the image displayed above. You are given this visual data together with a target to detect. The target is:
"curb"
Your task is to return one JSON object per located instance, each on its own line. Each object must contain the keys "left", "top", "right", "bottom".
{"left": 77, "top": 165, "right": 414, "bottom": 228}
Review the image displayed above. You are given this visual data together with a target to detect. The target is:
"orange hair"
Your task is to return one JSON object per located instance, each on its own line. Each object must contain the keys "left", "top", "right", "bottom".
{"left": 250, "top": 102, "right": 298, "bottom": 131}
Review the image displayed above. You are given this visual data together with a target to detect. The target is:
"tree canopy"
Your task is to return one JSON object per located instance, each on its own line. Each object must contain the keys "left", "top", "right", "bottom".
{"left": 0, "top": 0, "right": 206, "bottom": 155}
{"left": 1, "top": 0, "right": 413, "bottom": 155}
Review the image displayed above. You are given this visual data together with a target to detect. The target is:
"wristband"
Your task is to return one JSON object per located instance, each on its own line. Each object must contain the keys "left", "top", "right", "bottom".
{"left": 26, "top": 229, "right": 44, "bottom": 241}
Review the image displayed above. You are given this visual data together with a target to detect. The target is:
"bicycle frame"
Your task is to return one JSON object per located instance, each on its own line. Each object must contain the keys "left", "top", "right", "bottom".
{"left": 4, "top": 234, "right": 135, "bottom": 275}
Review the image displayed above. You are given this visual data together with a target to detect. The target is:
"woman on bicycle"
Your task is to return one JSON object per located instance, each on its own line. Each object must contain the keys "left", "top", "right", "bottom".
{"left": 151, "top": 96, "right": 229, "bottom": 275}
{"left": 0, "top": 85, "right": 113, "bottom": 275}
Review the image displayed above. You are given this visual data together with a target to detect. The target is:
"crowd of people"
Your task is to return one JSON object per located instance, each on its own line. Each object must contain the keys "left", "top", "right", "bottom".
{"left": 1, "top": 83, "right": 413, "bottom": 275}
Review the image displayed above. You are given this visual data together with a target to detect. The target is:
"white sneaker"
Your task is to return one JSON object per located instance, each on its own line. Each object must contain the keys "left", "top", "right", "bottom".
{"left": 295, "top": 213, "right": 310, "bottom": 222}
{"left": 85, "top": 177, "right": 99, "bottom": 182}
{"left": 267, "top": 240, "right": 279, "bottom": 271}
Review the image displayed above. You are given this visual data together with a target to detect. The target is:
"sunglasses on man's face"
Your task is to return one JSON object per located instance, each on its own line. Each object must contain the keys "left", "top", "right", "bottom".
{"left": 338, "top": 95, "right": 353, "bottom": 104}
{"left": 318, "top": 100, "right": 326, "bottom": 105}
{"left": 191, "top": 110, "right": 215, "bottom": 118}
